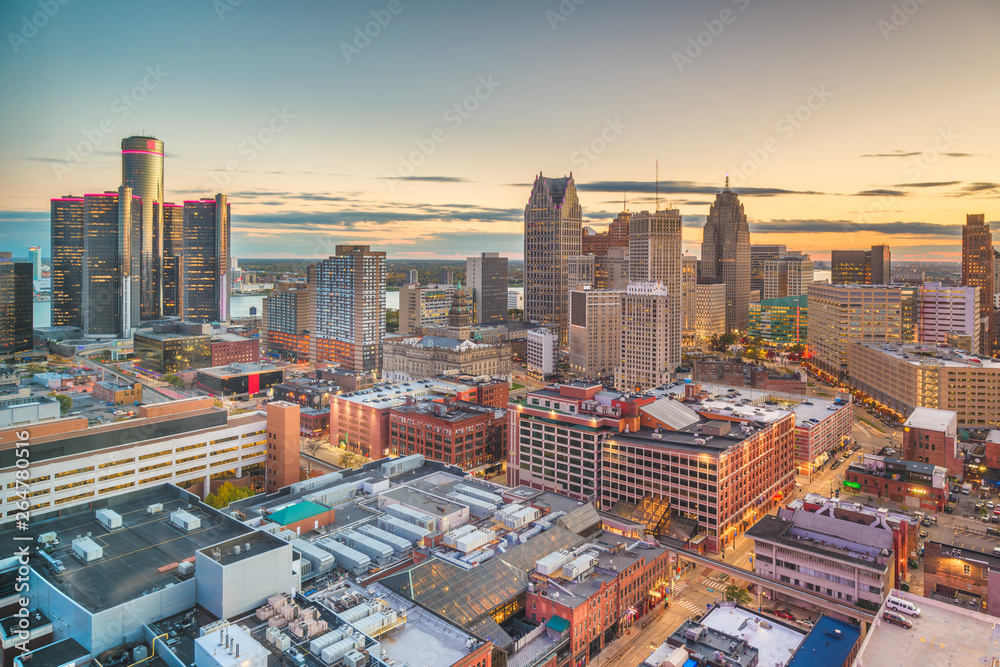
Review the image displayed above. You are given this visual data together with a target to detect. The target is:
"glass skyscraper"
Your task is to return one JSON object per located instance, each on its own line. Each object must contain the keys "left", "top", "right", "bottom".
{"left": 51, "top": 196, "right": 85, "bottom": 328}
{"left": 121, "top": 135, "right": 164, "bottom": 320}
{"left": 181, "top": 195, "right": 230, "bottom": 323}
{"left": 82, "top": 188, "right": 141, "bottom": 338}
{"left": 0, "top": 253, "right": 32, "bottom": 354}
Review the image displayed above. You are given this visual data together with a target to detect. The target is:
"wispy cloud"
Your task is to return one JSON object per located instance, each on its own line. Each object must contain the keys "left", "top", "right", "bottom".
{"left": 750, "top": 218, "right": 961, "bottom": 238}
{"left": 861, "top": 150, "right": 980, "bottom": 158}
{"left": 853, "top": 189, "right": 907, "bottom": 197}
{"left": 576, "top": 180, "right": 827, "bottom": 197}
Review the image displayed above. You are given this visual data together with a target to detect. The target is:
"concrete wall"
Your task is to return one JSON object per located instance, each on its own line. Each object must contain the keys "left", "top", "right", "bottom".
{"left": 197, "top": 543, "right": 298, "bottom": 620}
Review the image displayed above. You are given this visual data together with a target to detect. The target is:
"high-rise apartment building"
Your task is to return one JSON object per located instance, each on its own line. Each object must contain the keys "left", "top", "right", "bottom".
{"left": 763, "top": 254, "right": 813, "bottom": 300}
{"left": 807, "top": 284, "right": 917, "bottom": 378}
{"left": 526, "top": 328, "right": 558, "bottom": 380}
{"left": 629, "top": 208, "right": 683, "bottom": 366}
{"left": 608, "top": 209, "right": 630, "bottom": 248}
{"left": 615, "top": 282, "right": 676, "bottom": 391}
{"left": 917, "top": 282, "right": 980, "bottom": 350}
{"left": 0, "top": 253, "right": 33, "bottom": 354}
{"left": 398, "top": 283, "right": 455, "bottom": 335}
{"left": 181, "top": 195, "right": 230, "bottom": 323}
{"left": 121, "top": 136, "right": 165, "bottom": 319}
{"left": 262, "top": 281, "right": 310, "bottom": 360}
{"left": 750, "top": 244, "right": 786, "bottom": 294}
{"left": 160, "top": 202, "right": 183, "bottom": 316}
{"left": 50, "top": 196, "right": 85, "bottom": 328}
{"left": 407, "top": 269, "right": 418, "bottom": 284}
{"left": 568, "top": 289, "right": 622, "bottom": 378}
{"left": 28, "top": 246, "right": 41, "bottom": 281}
{"left": 681, "top": 256, "right": 698, "bottom": 344}
{"left": 438, "top": 268, "right": 454, "bottom": 285}
{"left": 466, "top": 251, "right": 508, "bottom": 325}
{"left": 701, "top": 183, "right": 750, "bottom": 332}
{"left": 309, "top": 244, "right": 386, "bottom": 373}
{"left": 831, "top": 245, "right": 891, "bottom": 285}
{"left": 696, "top": 279, "right": 726, "bottom": 337}
{"left": 82, "top": 188, "right": 141, "bottom": 338}
{"left": 524, "top": 173, "right": 582, "bottom": 345}
{"left": 962, "top": 214, "right": 994, "bottom": 354}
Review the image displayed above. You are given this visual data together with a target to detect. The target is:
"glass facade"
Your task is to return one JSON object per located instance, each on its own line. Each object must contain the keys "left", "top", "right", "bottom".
{"left": 161, "top": 203, "right": 183, "bottom": 317}
{"left": 121, "top": 136, "right": 165, "bottom": 319}
{"left": 749, "top": 294, "right": 808, "bottom": 343}
{"left": 82, "top": 188, "right": 141, "bottom": 337}
{"left": 0, "top": 259, "right": 32, "bottom": 354}
{"left": 51, "top": 197, "right": 85, "bottom": 328}
{"left": 181, "top": 195, "right": 230, "bottom": 322}
{"left": 134, "top": 333, "right": 211, "bottom": 374}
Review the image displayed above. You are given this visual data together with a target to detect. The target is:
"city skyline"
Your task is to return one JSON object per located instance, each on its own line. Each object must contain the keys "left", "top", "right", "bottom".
{"left": 1, "top": 0, "right": 998, "bottom": 262}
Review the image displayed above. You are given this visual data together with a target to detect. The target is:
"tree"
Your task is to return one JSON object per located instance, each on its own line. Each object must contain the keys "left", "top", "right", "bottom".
{"left": 48, "top": 392, "right": 72, "bottom": 415}
{"left": 205, "top": 482, "right": 256, "bottom": 508}
{"left": 302, "top": 438, "right": 325, "bottom": 472}
{"left": 723, "top": 584, "right": 754, "bottom": 607}
{"left": 508, "top": 308, "right": 523, "bottom": 320}
{"left": 163, "top": 374, "right": 186, "bottom": 389}
{"left": 386, "top": 308, "right": 399, "bottom": 333}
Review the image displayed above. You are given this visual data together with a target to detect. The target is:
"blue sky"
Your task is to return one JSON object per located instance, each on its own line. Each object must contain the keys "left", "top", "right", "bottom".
{"left": 1, "top": 0, "right": 998, "bottom": 260}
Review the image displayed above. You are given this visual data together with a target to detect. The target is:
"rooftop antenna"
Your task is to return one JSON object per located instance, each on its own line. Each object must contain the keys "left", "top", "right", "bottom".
{"left": 725, "top": 172, "right": 730, "bottom": 191}
{"left": 655, "top": 160, "right": 659, "bottom": 212}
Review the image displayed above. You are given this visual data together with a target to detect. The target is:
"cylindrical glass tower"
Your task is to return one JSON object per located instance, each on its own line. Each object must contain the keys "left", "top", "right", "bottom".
{"left": 121, "top": 136, "right": 164, "bottom": 320}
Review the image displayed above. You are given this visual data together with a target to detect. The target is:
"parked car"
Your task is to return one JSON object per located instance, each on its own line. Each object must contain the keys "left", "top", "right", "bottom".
{"left": 795, "top": 619, "right": 815, "bottom": 629}
{"left": 882, "top": 611, "right": 913, "bottom": 629}
{"left": 919, "top": 530, "right": 929, "bottom": 538}
{"left": 987, "top": 527, "right": 1000, "bottom": 536}
{"left": 774, "top": 610, "right": 795, "bottom": 621}
{"left": 988, "top": 502, "right": 995, "bottom": 510}
{"left": 921, "top": 518, "right": 932, "bottom": 526}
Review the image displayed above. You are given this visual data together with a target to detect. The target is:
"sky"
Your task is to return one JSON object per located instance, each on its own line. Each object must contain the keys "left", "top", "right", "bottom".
{"left": 1, "top": 0, "right": 998, "bottom": 262}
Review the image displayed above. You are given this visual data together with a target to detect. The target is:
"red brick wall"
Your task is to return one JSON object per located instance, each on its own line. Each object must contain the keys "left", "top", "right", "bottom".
{"left": 266, "top": 401, "right": 301, "bottom": 493}
{"left": 211, "top": 337, "right": 260, "bottom": 366}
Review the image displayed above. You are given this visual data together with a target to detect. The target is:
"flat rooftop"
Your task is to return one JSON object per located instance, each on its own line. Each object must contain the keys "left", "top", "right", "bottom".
{"left": 857, "top": 342, "right": 1000, "bottom": 369}
{"left": 701, "top": 605, "right": 804, "bottom": 667}
{"left": 857, "top": 590, "right": 1000, "bottom": 666}
{"left": 392, "top": 400, "right": 495, "bottom": 423}
{"left": 785, "top": 615, "right": 860, "bottom": 667}
{"left": 196, "top": 362, "right": 282, "bottom": 378}
{"left": 1, "top": 485, "right": 254, "bottom": 612}
{"left": 334, "top": 378, "right": 475, "bottom": 408}
{"left": 746, "top": 514, "right": 889, "bottom": 571}
{"left": 904, "top": 406, "right": 957, "bottom": 431}
{"left": 135, "top": 330, "right": 208, "bottom": 341}
{"left": 382, "top": 485, "right": 465, "bottom": 518}
{"left": 197, "top": 530, "right": 286, "bottom": 566}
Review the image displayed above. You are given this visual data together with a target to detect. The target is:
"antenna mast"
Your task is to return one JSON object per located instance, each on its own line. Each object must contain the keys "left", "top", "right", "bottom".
{"left": 655, "top": 160, "right": 659, "bottom": 212}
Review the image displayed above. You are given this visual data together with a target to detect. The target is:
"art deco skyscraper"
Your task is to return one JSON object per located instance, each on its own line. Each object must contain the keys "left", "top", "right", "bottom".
{"left": 308, "top": 244, "right": 387, "bottom": 373}
{"left": 700, "top": 180, "right": 751, "bottom": 332}
{"left": 629, "top": 208, "right": 682, "bottom": 370}
{"left": 121, "top": 135, "right": 164, "bottom": 320}
{"left": 962, "top": 213, "right": 994, "bottom": 353}
{"left": 82, "top": 188, "right": 141, "bottom": 338}
{"left": 50, "top": 196, "right": 85, "bottom": 328}
{"left": 524, "top": 173, "right": 582, "bottom": 345}
{"left": 181, "top": 195, "right": 230, "bottom": 323}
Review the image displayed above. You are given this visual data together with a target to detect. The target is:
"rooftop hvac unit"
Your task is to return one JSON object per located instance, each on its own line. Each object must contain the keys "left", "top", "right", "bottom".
{"left": 96, "top": 509, "right": 122, "bottom": 530}
{"left": 178, "top": 561, "right": 195, "bottom": 576}
{"left": 170, "top": 509, "right": 201, "bottom": 532}
{"left": 344, "top": 649, "right": 366, "bottom": 667}
{"left": 72, "top": 536, "right": 103, "bottom": 563}
{"left": 132, "top": 645, "right": 148, "bottom": 662}
{"left": 39, "top": 532, "right": 58, "bottom": 546}
{"left": 147, "top": 503, "right": 163, "bottom": 515}
{"left": 684, "top": 624, "right": 706, "bottom": 642}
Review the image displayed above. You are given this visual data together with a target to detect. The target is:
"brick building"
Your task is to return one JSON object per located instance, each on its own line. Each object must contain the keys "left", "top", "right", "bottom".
{"left": 92, "top": 380, "right": 143, "bottom": 405}
{"left": 389, "top": 399, "right": 506, "bottom": 472}
{"left": 844, "top": 455, "right": 948, "bottom": 511}
{"left": 902, "top": 407, "right": 961, "bottom": 475}
{"left": 923, "top": 541, "right": 1000, "bottom": 616}
{"left": 210, "top": 333, "right": 259, "bottom": 366}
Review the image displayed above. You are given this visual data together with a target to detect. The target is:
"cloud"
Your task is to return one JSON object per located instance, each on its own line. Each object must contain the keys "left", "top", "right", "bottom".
{"left": 862, "top": 151, "right": 980, "bottom": 158}
{"left": 952, "top": 182, "right": 1000, "bottom": 196}
{"left": 750, "top": 219, "right": 961, "bottom": 238}
{"left": 379, "top": 175, "right": 471, "bottom": 183}
{"left": 897, "top": 181, "right": 960, "bottom": 188}
{"left": 853, "top": 189, "right": 907, "bottom": 197}
{"left": 576, "top": 180, "right": 827, "bottom": 197}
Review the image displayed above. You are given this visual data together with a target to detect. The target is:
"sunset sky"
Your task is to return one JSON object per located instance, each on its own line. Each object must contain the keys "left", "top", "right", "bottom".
{"left": 1, "top": 0, "right": 997, "bottom": 261}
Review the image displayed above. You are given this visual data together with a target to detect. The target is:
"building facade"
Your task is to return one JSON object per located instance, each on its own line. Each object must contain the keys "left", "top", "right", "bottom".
{"left": 749, "top": 295, "right": 807, "bottom": 344}
{"left": 181, "top": 194, "right": 231, "bottom": 323}
{"left": 382, "top": 336, "right": 512, "bottom": 383}
{"left": 50, "top": 196, "right": 85, "bottom": 328}
{"left": 962, "top": 214, "right": 994, "bottom": 354}
{"left": 82, "top": 188, "right": 141, "bottom": 338}
{"left": 568, "top": 289, "right": 622, "bottom": 379}
{"left": 466, "top": 252, "right": 508, "bottom": 325}
{"left": 918, "top": 282, "right": 980, "bottom": 350}
{"left": 134, "top": 331, "right": 212, "bottom": 375}
{"left": 398, "top": 283, "right": 455, "bottom": 336}
{"left": 763, "top": 254, "right": 813, "bottom": 300}
{"left": 629, "top": 209, "right": 682, "bottom": 367}
{"left": 831, "top": 245, "right": 891, "bottom": 285}
{"left": 700, "top": 184, "right": 751, "bottom": 333}
{"left": 696, "top": 280, "right": 726, "bottom": 338}
{"left": 389, "top": 400, "right": 506, "bottom": 471}
{"left": 526, "top": 328, "right": 558, "bottom": 380}
{"left": 595, "top": 246, "right": 629, "bottom": 291}
{"left": 121, "top": 135, "right": 165, "bottom": 319}
{"left": 262, "top": 281, "right": 310, "bottom": 360}
{"left": 845, "top": 455, "right": 948, "bottom": 511}
{"left": 0, "top": 255, "right": 32, "bottom": 355}
{"left": 750, "top": 244, "right": 786, "bottom": 295}
{"left": 160, "top": 202, "right": 183, "bottom": 317}
{"left": 615, "top": 282, "right": 676, "bottom": 391}
{"left": 681, "top": 256, "right": 698, "bottom": 344}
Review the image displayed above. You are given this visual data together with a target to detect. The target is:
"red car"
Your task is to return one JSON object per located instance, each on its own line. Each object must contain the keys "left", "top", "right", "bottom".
{"left": 774, "top": 610, "right": 795, "bottom": 621}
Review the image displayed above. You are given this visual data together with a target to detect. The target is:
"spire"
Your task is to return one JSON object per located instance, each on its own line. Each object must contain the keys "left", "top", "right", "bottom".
{"left": 724, "top": 172, "right": 730, "bottom": 191}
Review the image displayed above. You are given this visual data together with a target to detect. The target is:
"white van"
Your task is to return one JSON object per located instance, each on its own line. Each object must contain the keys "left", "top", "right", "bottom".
{"left": 886, "top": 596, "right": 921, "bottom": 617}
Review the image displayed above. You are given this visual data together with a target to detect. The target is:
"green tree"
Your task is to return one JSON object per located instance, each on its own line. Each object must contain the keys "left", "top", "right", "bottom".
{"left": 386, "top": 308, "right": 399, "bottom": 333}
{"left": 508, "top": 308, "right": 523, "bottom": 320}
{"left": 723, "top": 584, "right": 754, "bottom": 607}
{"left": 163, "top": 374, "right": 187, "bottom": 388}
{"left": 48, "top": 392, "right": 72, "bottom": 415}
{"left": 205, "top": 482, "right": 256, "bottom": 508}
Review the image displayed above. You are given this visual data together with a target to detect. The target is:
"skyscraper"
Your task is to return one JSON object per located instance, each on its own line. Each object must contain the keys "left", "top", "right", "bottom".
{"left": 181, "top": 195, "right": 231, "bottom": 323}
{"left": 0, "top": 253, "right": 33, "bottom": 354}
{"left": 407, "top": 269, "right": 418, "bottom": 285}
{"left": 750, "top": 244, "right": 786, "bottom": 294}
{"left": 831, "top": 245, "right": 891, "bottom": 285}
{"left": 50, "top": 196, "right": 85, "bottom": 328}
{"left": 962, "top": 213, "right": 994, "bottom": 354}
{"left": 569, "top": 288, "right": 622, "bottom": 378}
{"left": 121, "top": 135, "right": 165, "bottom": 320}
{"left": 27, "top": 246, "right": 41, "bottom": 281}
{"left": 700, "top": 181, "right": 751, "bottom": 332}
{"left": 160, "top": 202, "right": 183, "bottom": 317}
{"left": 681, "top": 256, "right": 698, "bottom": 344}
{"left": 870, "top": 244, "right": 891, "bottom": 285}
{"left": 763, "top": 254, "right": 813, "bottom": 300}
{"left": 82, "top": 188, "right": 141, "bottom": 338}
{"left": 615, "top": 282, "right": 674, "bottom": 391}
{"left": 524, "top": 173, "right": 582, "bottom": 346}
{"left": 309, "top": 244, "right": 386, "bottom": 373}
{"left": 629, "top": 208, "right": 682, "bottom": 369}
{"left": 466, "top": 251, "right": 508, "bottom": 324}
{"left": 262, "top": 281, "right": 310, "bottom": 361}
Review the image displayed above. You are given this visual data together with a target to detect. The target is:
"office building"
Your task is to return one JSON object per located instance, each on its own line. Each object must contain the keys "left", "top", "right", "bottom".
{"left": 629, "top": 208, "right": 682, "bottom": 364}
{"left": 831, "top": 245, "right": 891, "bottom": 285}
{"left": 134, "top": 330, "right": 212, "bottom": 374}
{"left": 681, "top": 256, "right": 698, "bottom": 344}
{"left": 195, "top": 362, "right": 284, "bottom": 398}
{"left": 0, "top": 254, "right": 33, "bottom": 354}
{"left": 27, "top": 245, "right": 41, "bottom": 280}
{"left": 595, "top": 246, "right": 629, "bottom": 290}
{"left": 806, "top": 284, "right": 917, "bottom": 378}
{"left": 696, "top": 279, "right": 726, "bottom": 338}
{"left": 382, "top": 336, "right": 511, "bottom": 382}
{"left": 763, "top": 253, "right": 813, "bottom": 300}
{"left": 50, "top": 196, "right": 85, "bottom": 328}
{"left": 524, "top": 173, "right": 582, "bottom": 345}
{"left": 615, "top": 282, "right": 676, "bottom": 391}
{"left": 309, "top": 245, "right": 386, "bottom": 373}
{"left": 438, "top": 267, "right": 454, "bottom": 285}
{"left": 181, "top": 194, "right": 231, "bottom": 323}
{"left": 92, "top": 380, "right": 143, "bottom": 405}
{"left": 581, "top": 226, "right": 611, "bottom": 256}
{"left": 262, "top": 281, "right": 310, "bottom": 360}
{"left": 750, "top": 244, "right": 786, "bottom": 294}
{"left": 845, "top": 454, "right": 948, "bottom": 511}
{"left": 526, "top": 328, "right": 558, "bottom": 380}
{"left": 701, "top": 182, "right": 751, "bottom": 332}
{"left": 749, "top": 294, "right": 807, "bottom": 344}
{"left": 82, "top": 188, "right": 141, "bottom": 338}
{"left": 466, "top": 252, "right": 508, "bottom": 325}
{"left": 398, "top": 283, "right": 456, "bottom": 336}
{"left": 388, "top": 399, "right": 506, "bottom": 471}
{"left": 121, "top": 135, "right": 165, "bottom": 319}
{"left": 568, "top": 289, "right": 622, "bottom": 379}
{"left": 962, "top": 214, "right": 994, "bottom": 353}
{"left": 567, "top": 254, "right": 595, "bottom": 290}
{"left": 917, "top": 282, "right": 980, "bottom": 349}
{"left": 160, "top": 202, "right": 183, "bottom": 316}
{"left": 848, "top": 343, "right": 999, "bottom": 428}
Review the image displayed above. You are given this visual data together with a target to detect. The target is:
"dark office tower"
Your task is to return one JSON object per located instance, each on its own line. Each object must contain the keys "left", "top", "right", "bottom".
{"left": 700, "top": 180, "right": 751, "bottom": 332}
{"left": 121, "top": 135, "right": 164, "bottom": 320}
{"left": 750, "top": 244, "right": 786, "bottom": 294}
{"left": 181, "top": 195, "right": 231, "bottom": 323}
{"left": 466, "top": 252, "right": 508, "bottom": 324}
{"left": 160, "top": 202, "right": 183, "bottom": 316}
{"left": 0, "top": 253, "right": 33, "bottom": 354}
{"left": 524, "top": 173, "right": 583, "bottom": 346}
{"left": 308, "top": 245, "right": 387, "bottom": 373}
{"left": 438, "top": 268, "right": 454, "bottom": 285}
{"left": 50, "top": 196, "right": 85, "bottom": 328}
{"left": 830, "top": 249, "right": 869, "bottom": 284}
{"left": 870, "top": 244, "right": 891, "bottom": 284}
{"left": 962, "top": 214, "right": 994, "bottom": 353}
{"left": 82, "top": 188, "right": 141, "bottom": 338}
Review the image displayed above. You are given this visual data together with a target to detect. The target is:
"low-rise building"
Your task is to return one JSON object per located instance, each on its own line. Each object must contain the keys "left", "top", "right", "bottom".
{"left": 134, "top": 330, "right": 211, "bottom": 375}
{"left": 526, "top": 328, "right": 558, "bottom": 380}
{"left": 383, "top": 336, "right": 512, "bottom": 383}
{"left": 922, "top": 541, "right": 1000, "bottom": 615}
{"left": 92, "top": 380, "right": 142, "bottom": 405}
{"left": 901, "top": 407, "right": 960, "bottom": 475}
{"left": 210, "top": 332, "right": 259, "bottom": 366}
{"left": 0, "top": 385, "right": 61, "bottom": 428}
{"left": 389, "top": 399, "right": 506, "bottom": 472}
{"left": 316, "top": 367, "right": 377, "bottom": 393}
{"left": 194, "top": 362, "right": 285, "bottom": 398}
{"left": 844, "top": 455, "right": 948, "bottom": 511}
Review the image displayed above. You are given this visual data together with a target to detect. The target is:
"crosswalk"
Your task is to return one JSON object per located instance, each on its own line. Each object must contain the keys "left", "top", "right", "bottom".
{"left": 671, "top": 598, "right": 703, "bottom": 614}
{"left": 702, "top": 576, "right": 730, "bottom": 591}
{"left": 672, "top": 582, "right": 690, "bottom": 596}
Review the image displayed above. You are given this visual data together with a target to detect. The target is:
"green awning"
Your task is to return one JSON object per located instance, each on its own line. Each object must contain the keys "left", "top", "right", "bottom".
{"left": 546, "top": 615, "right": 570, "bottom": 633}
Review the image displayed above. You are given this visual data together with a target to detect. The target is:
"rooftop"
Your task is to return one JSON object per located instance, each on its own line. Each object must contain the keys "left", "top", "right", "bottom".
{"left": 784, "top": 615, "right": 860, "bottom": 667}
{"left": 135, "top": 330, "right": 208, "bottom": 341}
{"left": 391, "top": 400, "right": 497, "bottom": 423}
{"left": 333, "top": 378, "right": 474, "bottom": 408}
{"left": 668, "top": 617, "right": 757, "bottom": 667}
{"left": 746, "top": 513, "right": 890, "bottom": 571}
{"left": 381, "top": 485, "right": 466, "bottom": 518}
{"left": 904, "top": 406, "right": 958, "bottom": 431}
{"left": 196, "top": 362, "right": 282, "bottom": 378}
{"left": 700, "top": 604, "right": 805, "bottom": 667}
{"left": 856, "top": 342, "right": 1000, "bottom": 369}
